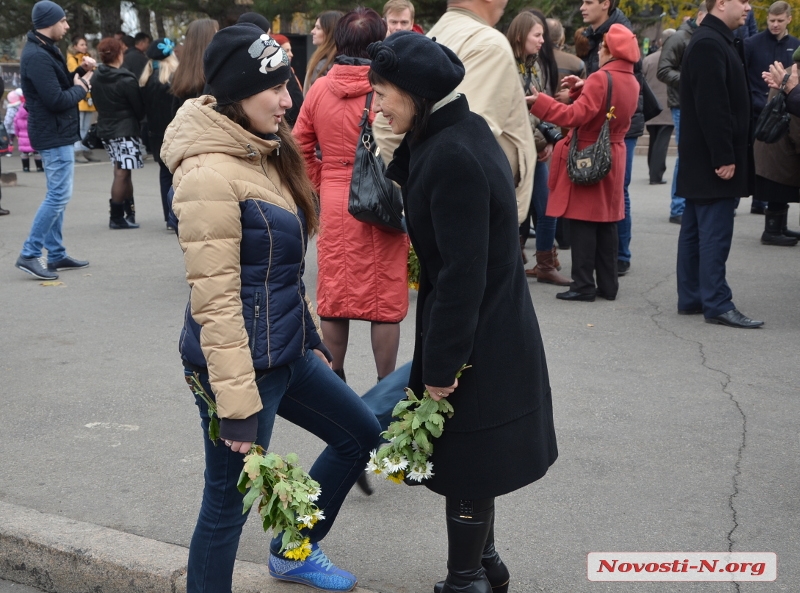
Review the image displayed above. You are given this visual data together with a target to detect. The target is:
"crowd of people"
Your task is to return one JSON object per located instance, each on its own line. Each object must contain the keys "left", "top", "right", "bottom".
{"left": 3, "top": 0, "right": 800, "bottom": 591}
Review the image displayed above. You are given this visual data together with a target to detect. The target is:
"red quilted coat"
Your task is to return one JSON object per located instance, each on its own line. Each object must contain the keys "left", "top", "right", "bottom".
{"left": 294, "top": 63, "right": 409, "bottom": 322}
{"left": 530, "top": 60, "right": 639, "bottom": 223}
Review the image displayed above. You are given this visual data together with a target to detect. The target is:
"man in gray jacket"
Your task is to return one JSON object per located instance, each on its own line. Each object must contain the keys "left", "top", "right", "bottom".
{"left": 658, "top": 4, "right": 707, "bottom": 223}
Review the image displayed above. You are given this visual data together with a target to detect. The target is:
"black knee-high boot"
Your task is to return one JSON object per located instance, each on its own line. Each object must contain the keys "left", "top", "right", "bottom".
{"left": 436, "top": 498, "right": 494, "bottom": 593}
{"left": 435, "top": 501, "right": 508, "bottom": 593}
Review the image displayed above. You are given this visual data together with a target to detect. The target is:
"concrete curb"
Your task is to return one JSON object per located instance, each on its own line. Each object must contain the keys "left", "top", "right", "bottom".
{"left": 0, "top": 502, "right": 375, "bottom": 593}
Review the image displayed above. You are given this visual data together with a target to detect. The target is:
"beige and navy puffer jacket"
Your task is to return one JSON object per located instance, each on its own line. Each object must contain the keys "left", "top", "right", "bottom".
{"left": 162, "top": 96, "right": 325, "bottom": 439}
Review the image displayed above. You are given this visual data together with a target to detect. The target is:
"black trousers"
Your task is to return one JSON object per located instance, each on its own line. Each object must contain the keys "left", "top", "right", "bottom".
{"left": 646, "top": 124, "right": 674, "bottom": 183}
{"left": 569, "top": 219, "right": 618, "bottom": 298}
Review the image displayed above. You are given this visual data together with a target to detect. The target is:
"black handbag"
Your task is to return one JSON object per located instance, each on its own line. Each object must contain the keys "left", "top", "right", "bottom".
{"left": 567, "top": 72, "right": 614, "bottom": 186}
{"left": 0, "top": 122, "right": 9, "bottom": 150}
{"left": 754, "top": 73, "right": 791, "bottom": 144}
{"left": 348, "top": 92, "right": 405, "bottom": 234}
{"left": 82, "top": 123, "right": 102, "bottom": 150}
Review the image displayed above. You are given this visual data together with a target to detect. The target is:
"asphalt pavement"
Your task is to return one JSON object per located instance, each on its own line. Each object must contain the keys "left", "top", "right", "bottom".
{"left": 0, "top": 151, "right": 798, "bottom": 593}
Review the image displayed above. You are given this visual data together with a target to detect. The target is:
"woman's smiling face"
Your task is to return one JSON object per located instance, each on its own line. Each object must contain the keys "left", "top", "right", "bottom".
{"left": 371, "top": 81, "right": 415, "bottom": 135}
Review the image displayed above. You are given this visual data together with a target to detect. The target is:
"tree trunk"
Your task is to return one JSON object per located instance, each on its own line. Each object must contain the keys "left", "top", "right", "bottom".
{"left": 155, "top": 13, "right": 166, "bottom": 38}
{"left": 137, "top": 5, "right": 152, "bottom": 37}
{"left": 99, "top": 4, "right": 121, "bottom": 38}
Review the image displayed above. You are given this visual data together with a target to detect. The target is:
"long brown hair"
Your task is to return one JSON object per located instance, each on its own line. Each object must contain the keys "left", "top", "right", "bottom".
{"left": 216, "top": 102, "right": 319, "bottom": 236}
{"left": 304, "top": 11, "right": 343, "bottom": 92}
{"left": 171, "top": 19, "right": 218, "bottom": 100}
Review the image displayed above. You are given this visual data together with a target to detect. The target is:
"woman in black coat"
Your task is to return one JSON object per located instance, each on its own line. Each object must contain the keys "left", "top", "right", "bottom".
{"left": 139, "top": 38, "right": 179, "bottom": 229}
{"left": 92, "top": 37, "right": 145, "bottom": 229}
{"left": 369, "top": 32, "right": 558, "bottom": 593}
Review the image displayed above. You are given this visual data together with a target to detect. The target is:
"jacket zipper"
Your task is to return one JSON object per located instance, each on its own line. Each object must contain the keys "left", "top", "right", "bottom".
{"left": 251, "top": 291, "right": 261, "bottom": 351}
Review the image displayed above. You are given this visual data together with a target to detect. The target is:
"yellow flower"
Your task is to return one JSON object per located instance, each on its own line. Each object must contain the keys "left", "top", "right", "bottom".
{"left": 387, "top": 471, "right": 405, "bottom": 484}
{"left": 284, "top": 538, "right": 312, "bottom": 560}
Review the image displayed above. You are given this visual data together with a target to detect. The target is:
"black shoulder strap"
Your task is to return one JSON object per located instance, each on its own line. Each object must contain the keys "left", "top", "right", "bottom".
{"left": 605, "top": 71, "right": 613, "bottom": 112}
{"left": 359, "top": 92, "right": 373, "bottom": 130}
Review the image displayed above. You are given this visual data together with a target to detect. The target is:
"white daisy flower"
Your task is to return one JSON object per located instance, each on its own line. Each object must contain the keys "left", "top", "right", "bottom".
{"left": 407, "top": 461, "right": 434, "bottom": 482}
{"left": 383, "top": 455, "right": 409, "bottom": 473}
{"left": 366, "top": 450, "right": 384, "bottom": 474}
{"left": 297, "top": 514, "right": 314, "bottom": 529}
{"left": 307, "top": 486, "right": 321, "bottom": 502}
{"left": 312, "top": 509, "right": 325, "bottom": 523}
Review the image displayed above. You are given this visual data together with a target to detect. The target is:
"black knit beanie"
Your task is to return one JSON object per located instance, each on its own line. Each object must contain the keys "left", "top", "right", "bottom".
{"left": 203, "top": 23, "right": 291, "bottom": 106}
{"left": 367, "top": 31, "right": 464, "bottom": 102}
{"left": 32, "top": 0, "right": 66, "bottom": 30}
{"left": 237, "top": 12, "right": 272, "bottom": 34}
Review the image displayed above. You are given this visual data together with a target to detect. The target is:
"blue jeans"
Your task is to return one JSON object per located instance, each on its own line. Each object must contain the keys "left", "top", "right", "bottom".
{"left": 616, "top": 137, "right": 637, "bottom": 262}
{"left": 186, "top": 351, "right": 381, "bottom": 593}
{"left": 676, "top": 198, "right": 736, "bottom": 318}
{"left": 361, "top": 362, "right": 412, "bottom": 431}
{"left": 532, "top": 160, "right": 557, "bottom": 252}
{"left": 670, "top": 108, "right": 686, "bottom": 217}
{"left": 20, "top": 145, "right": 75, "bottom": 262}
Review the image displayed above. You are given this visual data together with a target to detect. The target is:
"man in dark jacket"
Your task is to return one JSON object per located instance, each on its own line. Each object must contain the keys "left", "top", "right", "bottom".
{"left": 657, "top": 4, "right": 707, "bottom": 223}
{"left": 581, "top": 0, "right": 644, "bottom": 276}
{"left": 15, "top": 0, "right": 92, "bottom": 281}
{"left": 676, "top": 0, "right": 763, "bottom": 328}
{"left": 121, "top": 31, "right": 151, "bottom": 79}
{"left": 744, "top": 1, "right": 799, "bottom": 214}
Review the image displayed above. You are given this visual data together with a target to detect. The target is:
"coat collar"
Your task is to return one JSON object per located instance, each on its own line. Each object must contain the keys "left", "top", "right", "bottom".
{"left": 385, "top": 95, "right": 471, "bottom": 187}
{"left": 701, "top": 13, "right": 736, "bottom": 44}
{"left": 601, "top": 59, "right": 634, "bottom": 73}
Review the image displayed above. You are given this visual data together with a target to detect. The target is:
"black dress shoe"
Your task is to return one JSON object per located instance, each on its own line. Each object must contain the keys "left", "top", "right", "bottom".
{"left": 678, "top": 308, "right": 703, "bottom": 315}
{"left": 649, "top": 180, "right": 668, "bottom": 185}
{"left": 556, "top": 290, "right": 595, "bottom": 302}
{"left": 705, "top": 309, "right": 764, "bottom": 328}
{"left": 669, "top": 215, "right": 682, "bottom": 224}
{"left": 596, "top": 291, "right": 616, "bottom": 301}
{"left": 617, "top": 260, "right": 630, "bottom": 276}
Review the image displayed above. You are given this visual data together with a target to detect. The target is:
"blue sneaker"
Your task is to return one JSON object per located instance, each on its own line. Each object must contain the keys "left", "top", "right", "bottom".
{"left": 268, "top": 542, "right": 357, "bottom": 591}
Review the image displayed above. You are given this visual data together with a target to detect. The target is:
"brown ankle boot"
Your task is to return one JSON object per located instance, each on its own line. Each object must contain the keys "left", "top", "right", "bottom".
{"left": 552, "top": 246, "right": 562, "bottom": 270}
{"left": 535, "top": 250, "right": 571, "bottom": 285}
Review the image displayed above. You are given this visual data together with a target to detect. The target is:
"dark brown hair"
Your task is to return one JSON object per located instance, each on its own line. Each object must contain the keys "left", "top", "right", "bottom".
{"left": 171, "top": 19, "right": 218, "bottom": 100}
{"left": 305, "top": 11, "right": 344, "bottom": 90}
{"left": 97, "top": 37, "right": 124, "bottom": 65}
{"left": 335, "top": 7, "right": 387, "bottom": 59}
{"left": 215, "top": 102, "right": 319, "bottom": 235}
{"left": 367, "top": 70, "right": 435, "bottom": 142}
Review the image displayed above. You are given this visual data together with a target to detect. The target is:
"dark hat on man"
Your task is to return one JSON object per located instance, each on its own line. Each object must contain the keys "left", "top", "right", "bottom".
{"left": 146, "top": 38, "right": 175, "bottom": 60}
{"left": 32, "top": 0, "right": 66, "bottom": 30}
{"left": 237, "top": 12, "right": 271, "bottom": 33}
{"left": 367, "top": 31, "right": 464, "bottom": 102}
{"left": 203, "top": 23, "right": 291, "bottom": 106}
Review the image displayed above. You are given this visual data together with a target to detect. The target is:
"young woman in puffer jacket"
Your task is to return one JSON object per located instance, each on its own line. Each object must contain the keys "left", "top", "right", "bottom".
{"left": 161, "top": 24, "right": 380, "bottom": 593}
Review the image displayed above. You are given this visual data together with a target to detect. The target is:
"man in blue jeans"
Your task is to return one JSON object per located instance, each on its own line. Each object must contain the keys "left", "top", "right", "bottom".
{"left": 15, "top": 1, "right": 94, "bottom": 280}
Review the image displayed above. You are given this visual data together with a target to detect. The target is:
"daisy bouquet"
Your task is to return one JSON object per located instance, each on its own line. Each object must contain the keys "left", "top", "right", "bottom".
{"left": 367, "top": 365, "right": 470, "bottom": 483}
{"left": 187, "top": 373, "right": 321, "bottom": 560}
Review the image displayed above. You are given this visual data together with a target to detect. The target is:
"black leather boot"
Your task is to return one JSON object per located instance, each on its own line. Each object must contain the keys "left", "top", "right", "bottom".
{"left": 434, "top": 498, "right": 494, "bottom": 593}
{"left": 761, "top": 209, "right": 797, "bottom": 246}
{"left": 35, "top": 158, "right": 44, "bottom": 172}
{"left": 435, "top": 509, "right": 509, "bottom": 593}
{"left": 110, "top": 200, "right": 139, "bottom": 229}
{"left": 780, "top": 208, "right": 800, "bottom": 239}
{"left": 21, "top": 158, "right": 30, "bottom": 172}
{"left": 124, "top": 197, "right": 136, "bottom": 224}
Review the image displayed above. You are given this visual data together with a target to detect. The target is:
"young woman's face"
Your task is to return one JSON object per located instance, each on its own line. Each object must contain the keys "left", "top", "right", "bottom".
{"left": 241, "top": 82, "right": 292, "bottom": 135}
{"left": 281, "top": 42, "right": 293, "bottom": 62}
{"left": 372, "top": 81, "right": 415, "bottom": 135}
{"left": 74, "top": 38, "right": 88, "bottom": 53}
{"left": 524, "top": 23, "right": 545, "bottom": 57}
{"left": 311, "top": 19, "right": 324, "bottom": 46}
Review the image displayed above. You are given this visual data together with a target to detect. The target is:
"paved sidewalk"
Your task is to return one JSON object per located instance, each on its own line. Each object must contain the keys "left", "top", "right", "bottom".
{"left": 0, "top": 155, "right": 798, "bottom": 593}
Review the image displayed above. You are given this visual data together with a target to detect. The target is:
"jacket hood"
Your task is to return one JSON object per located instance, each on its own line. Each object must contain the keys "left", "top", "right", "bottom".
{"left": 161, "top": 95, "right": 280, "bottom": 174}
{"left": 95, "top": 63, "right": 138, "bottom": 83}
{"left": 323, "top": 63, "right": 372, "bottom": 99}
{"left": 678, "top": 20, "right": 696, "bottom": 35}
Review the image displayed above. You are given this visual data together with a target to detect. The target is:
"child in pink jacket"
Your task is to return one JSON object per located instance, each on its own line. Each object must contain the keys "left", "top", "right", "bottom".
{"left": 14, "top": 98, "right": 43, "bottom": 172}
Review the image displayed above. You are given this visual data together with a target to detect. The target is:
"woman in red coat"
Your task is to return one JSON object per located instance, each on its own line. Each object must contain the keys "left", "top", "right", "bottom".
{"left": 528, "top": 24, "right": 640, "bottom": 302}
{"left": 294, "top": 8, "right": 409, "bottom": 382}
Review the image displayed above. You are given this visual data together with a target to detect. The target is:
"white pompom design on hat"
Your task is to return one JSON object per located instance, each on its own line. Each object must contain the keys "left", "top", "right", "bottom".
{"left": 248, "top": 34, "right": 290, "bottom": 75}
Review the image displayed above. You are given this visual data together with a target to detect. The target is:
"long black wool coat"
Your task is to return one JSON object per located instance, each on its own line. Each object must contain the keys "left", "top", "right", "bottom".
{"left": 386, "top": 95, "right": 558, "bottom": 499}
{"left": 676, "top": 13, "right": 755, "bottom": 200}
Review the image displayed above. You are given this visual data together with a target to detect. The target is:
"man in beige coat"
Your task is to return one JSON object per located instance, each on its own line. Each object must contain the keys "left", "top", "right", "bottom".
{"left": 374, "top": 0, "right": 535, "bottom": 224}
